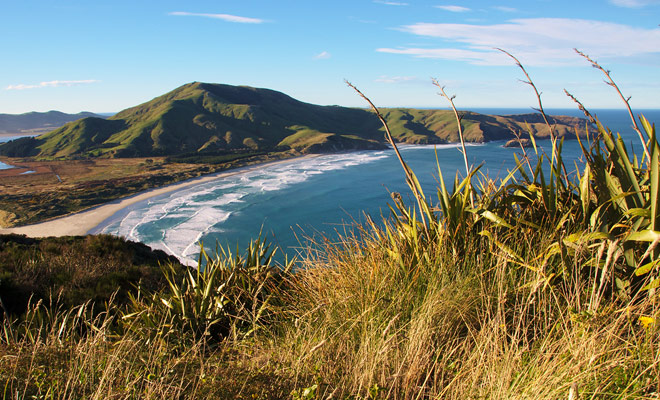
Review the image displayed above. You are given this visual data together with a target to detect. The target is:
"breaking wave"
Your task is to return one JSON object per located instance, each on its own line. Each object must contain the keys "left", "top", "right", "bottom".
{"left": 97, "top": 150, "right": 390, "bottom": 265}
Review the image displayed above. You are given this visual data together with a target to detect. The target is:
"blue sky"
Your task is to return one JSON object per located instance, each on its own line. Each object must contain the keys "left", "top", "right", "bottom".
{"left": 1, "top": 0, "right": 659, "bottom": 114}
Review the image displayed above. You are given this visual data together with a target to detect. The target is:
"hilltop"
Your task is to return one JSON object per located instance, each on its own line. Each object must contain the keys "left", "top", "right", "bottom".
{"left": 0, "top": 82, "right": 587, "bottom": 159}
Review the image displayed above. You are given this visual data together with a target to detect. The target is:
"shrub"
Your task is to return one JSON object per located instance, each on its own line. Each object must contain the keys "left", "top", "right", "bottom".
{"left": 122, "top": 236, "right": 293, "bottom": 345}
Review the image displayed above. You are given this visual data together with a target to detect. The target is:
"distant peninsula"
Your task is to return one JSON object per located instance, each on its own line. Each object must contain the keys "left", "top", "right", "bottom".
{"left": 0, "top": 110, "right": 105, "bottom": 136}
{"left": 0, "top": 82, "right": 587, "bottom": 160}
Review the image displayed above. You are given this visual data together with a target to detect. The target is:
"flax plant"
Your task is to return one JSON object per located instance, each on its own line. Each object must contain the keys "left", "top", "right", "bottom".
{"left": 276, "top": 51, "right": 659, "bottom": 399}
{"left": 123, "top": 236, "right": 293, "bottom": 345}
{"left": 346, "top": 80, "right": 435, "bottom": 240}
{"left": 431, "top": 79, "right": 474, "bottom": 208}
{"left": 466, "top": 49, "right": 660, "bottom": 302}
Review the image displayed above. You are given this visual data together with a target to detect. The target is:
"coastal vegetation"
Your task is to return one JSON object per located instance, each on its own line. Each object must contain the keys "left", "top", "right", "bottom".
{"left": 0, "top": 234, "right": 181, "bottom": 315}
{"left": 1, "top": 52, "right": 658, "bottom": 398}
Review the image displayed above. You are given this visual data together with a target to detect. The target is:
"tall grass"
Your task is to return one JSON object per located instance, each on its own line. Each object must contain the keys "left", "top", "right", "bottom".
{"left": 1, "top": 298, "right": 296, "bottom": 399}
{"left": 1, "top": 50, "right": 658, "bottom": 399}
{"left": 279, "top": 224, "right": 659, "bottom": 398}
{"left": 270, "top": 51, "right": 660, "bottom": 398}
{"left": 0, "top": 239, "right": 296, "bottom": 399}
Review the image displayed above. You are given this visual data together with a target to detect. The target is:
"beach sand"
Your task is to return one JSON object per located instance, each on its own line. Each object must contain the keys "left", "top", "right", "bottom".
{"left": 0, "top": 155, "right": 314, "bottom": 238}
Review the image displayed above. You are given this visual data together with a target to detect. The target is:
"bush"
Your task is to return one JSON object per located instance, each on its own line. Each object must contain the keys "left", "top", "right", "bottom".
{"left": 122, "top": 236, "right": 293, "bottom": 345}
{"left": 0, "top": 234, "right": 182, "bottom": 316}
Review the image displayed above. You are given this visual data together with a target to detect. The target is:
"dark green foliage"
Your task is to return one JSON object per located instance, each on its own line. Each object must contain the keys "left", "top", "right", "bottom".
{"left": 0, "top": 234, "right": 183, "bottom": 316}
{"left": 124, "top": 237, "right": 293, "bottom": 344}
{"left": 0, "top": 136, "right": 39, "bottom": 157}
{"left": 165, "top": 150, "right": 267, "bottom": 164}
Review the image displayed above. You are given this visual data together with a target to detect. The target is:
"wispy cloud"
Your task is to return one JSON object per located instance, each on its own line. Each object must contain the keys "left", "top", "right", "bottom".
{"left": 378, "top": 18, "right": 660, "bottom": 66}
{"left": 6, "top": 80, "right": 99, "bottom": 91}
{"left": 609, "top": 0, "right": 660, "bottom": 7}
{"left": 373, "top": 0, "right": 409, "bottom": 5}
{"left": 314, "top": 51, "right": 331, "bottom": 60}
{"left": 434, "top": 5, "right": 471, "bottom": 12}
{"left": 375, "top": 75, "right": 419, "bottom": 83}
{"left": 492, "top": 6, "right": 519, "bottom": 12}
{"left": 377, "top": 48, "right": 506, "bottom": 64}
{"left": 169, "top": 11, "right": 264, "bottom": 24}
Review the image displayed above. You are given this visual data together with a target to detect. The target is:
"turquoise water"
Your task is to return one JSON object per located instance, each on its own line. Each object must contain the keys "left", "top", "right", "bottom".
{"left": 93, "top": 109, "right": 660, "bottom": 265}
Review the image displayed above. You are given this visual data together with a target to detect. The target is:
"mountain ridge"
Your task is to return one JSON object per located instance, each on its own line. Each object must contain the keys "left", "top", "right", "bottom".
{"left": 0, "top": 82, "right": 588, "bottom": 159}
{"left": 0, "top": 111, "right": 104, "bottom": 135}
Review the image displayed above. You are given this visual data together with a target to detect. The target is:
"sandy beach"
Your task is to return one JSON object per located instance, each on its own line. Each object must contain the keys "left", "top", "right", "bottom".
{"left": 0, "top": 155, "right": 314, "bottom": 238}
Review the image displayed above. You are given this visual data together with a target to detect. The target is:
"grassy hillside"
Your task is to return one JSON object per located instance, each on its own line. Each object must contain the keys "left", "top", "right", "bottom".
{"left": 0, "top": 234, "right": 182, "bottom": 316}
{"left": 0, "top": 82, "right": 587, "bottom": 160}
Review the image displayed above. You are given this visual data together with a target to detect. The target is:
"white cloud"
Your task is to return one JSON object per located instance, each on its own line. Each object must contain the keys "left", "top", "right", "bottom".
{"left": 314, "top": 51, "right": 331, "bottom": 60}
{"left": 434, "top": 5, "right": 471, "bottom": 12}
{"left": 377, "top": 48, "right": 506, "bottom": 65}
{"left": 379, "top": 18, "right": 660, "bottom": 66}
{"left": 373, "top": 0, "right": 409, "bottom": 5}
{"left": 492, "top": 6, "right": 518, "bottom": 12}
{"left": 169, "top": 11, "right": 264, "bottom": 24}
{"left": 609, "top": 0, "right": 660, "bottom": 7}
{"left": 375, "top": 75, "right": 419, "bottom": 83}
{"left": 6, "top": 80, "right": 99, "bottom": 90}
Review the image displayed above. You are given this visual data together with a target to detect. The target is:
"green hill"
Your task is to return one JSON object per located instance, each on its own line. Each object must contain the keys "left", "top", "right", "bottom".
{"left": 0, "top": 82, "right": 587, "bottom": 159}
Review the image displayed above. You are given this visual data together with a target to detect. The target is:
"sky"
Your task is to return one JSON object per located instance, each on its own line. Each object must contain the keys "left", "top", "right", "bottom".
{"left": 1, "top": 0, "right": 659, "bottom": 114}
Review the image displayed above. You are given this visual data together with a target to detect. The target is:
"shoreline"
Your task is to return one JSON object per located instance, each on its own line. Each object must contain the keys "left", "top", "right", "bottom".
{"left": 0, "top": 155, "right": 317, "bottom": 238}
{"left": 0, "top": 133, "right": 39, "bottom": 138}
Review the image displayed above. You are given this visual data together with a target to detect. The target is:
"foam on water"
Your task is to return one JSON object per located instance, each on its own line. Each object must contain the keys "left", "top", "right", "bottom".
{"left": 100, "top": 140, "right": 562, "bottom": 266}
{"left": 98, "top": 151, "right": 390, "bottom": 265}
{"left": 163, "top": 208, "right": 232, "bottom": 264}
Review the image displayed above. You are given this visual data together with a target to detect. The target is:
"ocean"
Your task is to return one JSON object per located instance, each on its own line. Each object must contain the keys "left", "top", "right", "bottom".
{"left": 92, "top": 141, "right": 558, "bottom": 265}
{"left": 5, "top": 109, "right": 659, "bottom": 264}
{"left": 90, "top": 108, "right": 660, "bottom": 265}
